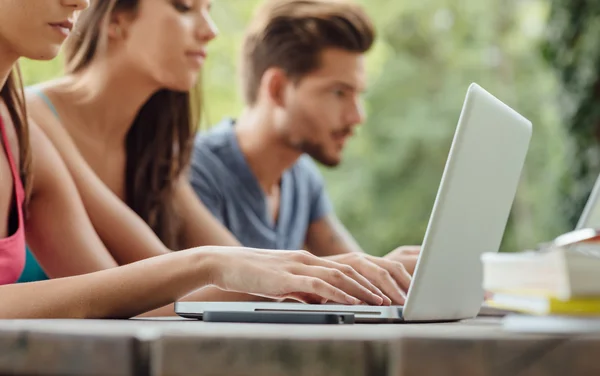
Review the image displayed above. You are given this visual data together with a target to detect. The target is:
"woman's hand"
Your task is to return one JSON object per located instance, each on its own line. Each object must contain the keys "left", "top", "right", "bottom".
{"left": 384, "top": 245, "right": 420, "bottom": 275}
{"left": 210, "top": 247, "right": 388, "bottom": 306}
{"left": 326, "top": 253, "right": 411, "bottom": 305}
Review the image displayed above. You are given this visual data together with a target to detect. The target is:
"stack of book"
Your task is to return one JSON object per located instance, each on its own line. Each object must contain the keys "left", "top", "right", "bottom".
{"left": 481, "top": 228, "right": 600, "bottom": 316}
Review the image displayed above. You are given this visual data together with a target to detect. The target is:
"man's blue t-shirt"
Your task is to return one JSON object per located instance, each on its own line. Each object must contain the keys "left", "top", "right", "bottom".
{"left": 189, "top": 119, "right": 333, "bottom": 250}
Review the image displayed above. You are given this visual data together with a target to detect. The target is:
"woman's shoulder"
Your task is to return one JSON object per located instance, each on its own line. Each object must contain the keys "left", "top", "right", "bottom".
{"left": 25, "top": 80, "right": 62, "bottom": 123}
{"left": 24, "top": 81, "right": 76, "bottom": 152}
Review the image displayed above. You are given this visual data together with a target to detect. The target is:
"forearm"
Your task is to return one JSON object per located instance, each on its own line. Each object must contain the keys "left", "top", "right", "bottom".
{"left": 27, "top": 120, "right": 170, "bottom": 268}
{"left": 177, "top": 180, "right": 242, "bottom": 248}
{"left": 306, "top": 229, "right": 365, "bottom": 257}
{"left": 85, "top": 191, "right": 171, "bottom": 262}
{"left": 181, "top": 224, "right": 241, "bottom": 249}
{"left": 305, "top": 215, "right": 366, "bottom": 257}
{"left": 0, "top": 249, "right": 217, "bottom": 319}
{"left": 314, "top": 237, "right": 364, "bottom": 256}
{"left": 26, "top": 212, "right": 119, "bottom": 278}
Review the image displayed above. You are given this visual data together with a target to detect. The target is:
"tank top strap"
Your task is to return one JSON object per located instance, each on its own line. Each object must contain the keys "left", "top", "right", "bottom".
{"left": 0, "top": 115, "right": 25, "bottom": 211}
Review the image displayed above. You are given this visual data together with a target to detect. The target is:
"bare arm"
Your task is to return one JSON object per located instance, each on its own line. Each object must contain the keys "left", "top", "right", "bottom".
{"left": 175, "top": 178, "right": 241, "bottom": 248}
{"left": 165, "top": 178, "right": 272, "bottom": 307}
{"left": 23, "top": 123, "right": 246, "bottom": 314}
{"left": 0, "top": 246, "right": 387, "bottom": 319}
{"left": 305, "top": 214, "right": 365, "bottom": 256}
{"left": 23, "top": 123, "right": 250, "bottom": 312}
{"left": 0, "top": 249, "right": 214, "bottom": 319}
{"left": 29, "top": 100, "right": 172, "bottom": 265}
{"left": 25, "top": 121, "right": 119, "bottom": 277}
{"left": 29, "top": 96, "right": 240, "bottom": 264}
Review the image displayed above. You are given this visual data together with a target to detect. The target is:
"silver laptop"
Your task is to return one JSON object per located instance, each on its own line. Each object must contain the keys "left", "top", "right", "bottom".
{"left": 175, "top": 83, "right": 533, "bottom": 323}
{"left": 553, "top": 171, "right": 600, "bottom": 256}
{"left": 576, "top": 173, "right": 600, "bottom": 230}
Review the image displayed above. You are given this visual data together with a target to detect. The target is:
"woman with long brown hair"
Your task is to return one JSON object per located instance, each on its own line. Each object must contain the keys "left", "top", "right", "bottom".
{"left": 0, "top": 0, "right": 387, "bottom": 318}
{"left": 24, "top": 0, "right": 410, "bottom": 304}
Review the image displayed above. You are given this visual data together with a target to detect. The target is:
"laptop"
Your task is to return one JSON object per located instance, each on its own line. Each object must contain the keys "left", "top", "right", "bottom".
{"left": 175, "top": 83, "right": 533, "bottom": 323}
{"left": 549, "top": 170, "right": 600, "bottom": 255}
{"left": 576, "top": 172, "right": 600, "bottom": 230}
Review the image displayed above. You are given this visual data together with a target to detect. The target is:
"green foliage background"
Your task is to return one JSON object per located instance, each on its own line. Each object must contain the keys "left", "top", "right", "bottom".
{"left": 20, "top": 0, "right": 576, "bottom": 256}
{"left": 542, "top": 0, "right": 600, "bottom": 230}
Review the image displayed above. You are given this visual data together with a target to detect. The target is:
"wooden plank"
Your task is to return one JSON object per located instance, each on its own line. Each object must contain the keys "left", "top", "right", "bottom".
{"left": 0, "top": 319, "right": 187, "bottom": 376}
{"left": 0, "top": 328, "right": 137, "bottom": 376}
{"left": 389, "top": 332, "right": 600, "bottom": 376}
{"left": 517, "top": 336, "right": 600, "bottom": 376}
{"left": 152, "top": 335, "right": 392, "bottom": 376}
{"left": 389, "top": 336, "right": 565, "bottom": 376}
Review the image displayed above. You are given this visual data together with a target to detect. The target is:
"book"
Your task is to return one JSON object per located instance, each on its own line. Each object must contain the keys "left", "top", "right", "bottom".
{"left": 481, "top": 247, "right": 600, "bottom": 300}
{"left": 488, "top": 293, "right": 600, "bottom": 316}
{"left": 502, "top": 314, "right": 600, "bottom": 333}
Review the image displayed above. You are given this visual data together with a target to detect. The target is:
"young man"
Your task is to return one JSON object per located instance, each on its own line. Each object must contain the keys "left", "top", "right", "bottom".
{"left": 190, "top": 0, "right": 418, "bottom": 305}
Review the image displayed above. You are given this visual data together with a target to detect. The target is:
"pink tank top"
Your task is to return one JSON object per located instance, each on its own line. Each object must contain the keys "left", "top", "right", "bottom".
{"left": 0, "top": 115, "right": 25, "bottom": 284}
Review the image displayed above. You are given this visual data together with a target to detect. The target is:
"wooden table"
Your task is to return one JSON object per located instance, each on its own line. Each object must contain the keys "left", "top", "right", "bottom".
{"left": 0, "top": 317, "right": 598, "bottom": 376}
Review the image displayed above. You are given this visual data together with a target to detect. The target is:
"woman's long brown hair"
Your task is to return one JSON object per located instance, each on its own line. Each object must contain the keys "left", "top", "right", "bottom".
{"left": 64, "top": 0, "right": 201, "bottom": 249}
{"left": 0, "top": 65, "right": 32, "bottom": 206}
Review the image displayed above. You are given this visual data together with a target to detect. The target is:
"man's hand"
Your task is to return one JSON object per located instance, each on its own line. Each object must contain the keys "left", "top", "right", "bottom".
{"left": 384, "top": 245, "right": 421, "bottom": 275}
{"left": 325, "top": 253, "right": 411, "bottom": 305}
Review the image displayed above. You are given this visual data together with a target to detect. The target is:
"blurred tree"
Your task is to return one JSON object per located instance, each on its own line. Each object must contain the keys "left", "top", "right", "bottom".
{"left": 542, "top": 0, "right": 600, "bottom": 229}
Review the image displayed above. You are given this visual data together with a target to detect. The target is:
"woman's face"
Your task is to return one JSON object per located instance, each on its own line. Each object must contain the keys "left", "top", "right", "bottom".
{"left": 0, "top": 0, "right": 89, "bottom": 60}
{"left": 117, "top": 0, "right": 217, "bottom": 91}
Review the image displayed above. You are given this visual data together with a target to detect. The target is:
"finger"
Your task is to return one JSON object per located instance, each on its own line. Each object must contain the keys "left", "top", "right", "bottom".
{"left": 287, "top": 292, "right": 329, "bottom": 305}
{"left": 390, "top": 246, "right": 421, "bottom": 259}
{"left": 295, "top": 253, "right": 388, "bottom": 304}
{"left": 402, "top": 248, "right": 421, "bottom": 255}
{"left": 297, "top": 266, "right": 384, "bottom": 306}
{"left": 392, "top": 255, "right": 419, "bottom": 275}
{"left": 320, "top": 259, "right": 389, "bottom": 304}
{"left": 338, "top": 263, "right": 392, "bottom": 306}
{"left": 286, "top": 276, "right": 363, "bottom": 305}
{"left": 328, "top": 258, "right": 392, "bottom": 306}
{"left": 354, "top": 258, "right": 405, "bottom": 305}
{"left": 371, "top": 257, "right": 412, "bottom": 294}
{"left": 398, "top": 246, "right": 421, "bottom": 254}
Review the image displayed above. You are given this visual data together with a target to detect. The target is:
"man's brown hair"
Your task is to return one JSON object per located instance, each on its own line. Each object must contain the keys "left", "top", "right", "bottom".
{"left": 241, "top": 0, "right": 375, "bottom": 105}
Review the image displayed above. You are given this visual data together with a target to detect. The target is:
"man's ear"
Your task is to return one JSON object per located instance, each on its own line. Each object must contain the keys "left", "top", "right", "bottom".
{"left": 262, "top": 67, "right": 289, "bottom": 108}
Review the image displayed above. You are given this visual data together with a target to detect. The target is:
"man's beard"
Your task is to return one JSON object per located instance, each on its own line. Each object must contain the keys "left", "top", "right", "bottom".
{"left": 280, "top": 111, "right": 350, "bottom": 167}
{"left": 296, "top": 139, "right": 340, "bottom": 167}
